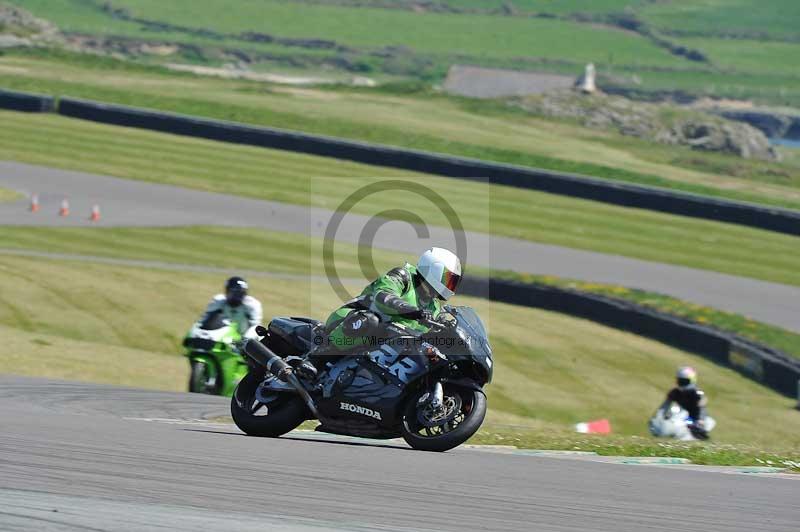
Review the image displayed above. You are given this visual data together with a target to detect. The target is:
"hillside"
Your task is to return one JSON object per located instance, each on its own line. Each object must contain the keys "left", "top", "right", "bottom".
{"left": 4, "top": 0, "right": 800, "bottom": 107}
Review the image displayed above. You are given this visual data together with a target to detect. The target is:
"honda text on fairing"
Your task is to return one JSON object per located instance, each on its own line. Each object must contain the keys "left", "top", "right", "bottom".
{"left": 183, "top": 310, "right": 248, "bottom": 396}
{"left": 230, "top": 303, "right": 493, "bottom": 452}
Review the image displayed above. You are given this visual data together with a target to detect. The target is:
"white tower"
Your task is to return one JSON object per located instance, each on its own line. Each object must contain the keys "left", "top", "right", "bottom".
{"left": 577, "top": 63, "right": 596, "bottom": 94}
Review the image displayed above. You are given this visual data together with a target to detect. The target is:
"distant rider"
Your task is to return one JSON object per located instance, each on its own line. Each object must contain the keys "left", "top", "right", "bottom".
{"left": 324, "top": 247, "right": 462, "bottom": 351}
{"left": 660, "top": 366, "right": 709, "bottom": 439}
{"left": 198, "top": 276, "right": 263, "bottom": 341}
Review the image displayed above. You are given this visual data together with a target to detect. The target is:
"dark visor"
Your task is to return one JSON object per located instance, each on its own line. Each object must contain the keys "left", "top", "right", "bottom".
{"left": 442, "top": 270, "right": 461, "bottom": 292}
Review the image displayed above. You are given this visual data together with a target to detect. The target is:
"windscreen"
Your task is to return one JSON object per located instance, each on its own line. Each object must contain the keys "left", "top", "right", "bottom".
{"left": 454, "top": 306, "right": 491, "bottom": 359}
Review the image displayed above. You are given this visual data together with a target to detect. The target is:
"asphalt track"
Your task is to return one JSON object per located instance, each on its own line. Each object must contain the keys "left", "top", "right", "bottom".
{"left": 1, "top": 161, "right": 800, "bottom": 332}
{"left": 0, "top": 376, "right": 797, "bottom": 532}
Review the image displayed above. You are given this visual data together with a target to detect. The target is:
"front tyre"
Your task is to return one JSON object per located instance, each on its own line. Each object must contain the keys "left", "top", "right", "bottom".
{"left": 189, "top": 360, "right": 220, "bottom": 395}
{"left": 401, "top": 385, "right": 487, "bottom": 452}
{"left": 231, "top": 371, "right": 307, "bottom": 437}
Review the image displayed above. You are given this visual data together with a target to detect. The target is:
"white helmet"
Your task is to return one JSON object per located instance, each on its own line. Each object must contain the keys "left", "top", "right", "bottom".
{"left": 676, "top": 366, "right": 697, "bottom": 389}
{"left": 417, "top": 247, "right": 462, "bottom": 301}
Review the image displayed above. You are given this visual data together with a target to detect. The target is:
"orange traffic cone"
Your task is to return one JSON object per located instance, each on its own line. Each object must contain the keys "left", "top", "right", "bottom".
{"left": 30, "top": 194, "right": 40, "bottom": 213}
{"left": 575, "top": 418, "right": 612, "bottom": 434}
{"left": 89, "top": 204, "right": 100, "bottom": 222}
{"left": 58, "top": 198, "right": 70, "bottom": 217}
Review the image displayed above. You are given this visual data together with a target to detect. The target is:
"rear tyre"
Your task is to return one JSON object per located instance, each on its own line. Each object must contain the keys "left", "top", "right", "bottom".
{"left": 400, "top": 385, "right": 487, "bottom": 452}
{"left": 231, "top": 371, "right": 307, "bottom": 437}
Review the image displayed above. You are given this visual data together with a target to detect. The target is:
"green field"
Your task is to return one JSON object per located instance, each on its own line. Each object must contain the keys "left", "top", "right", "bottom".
{"left": 639, "top": 0, "right": 800, "bottom": 41}
{"left": 8, "top": 0, "right": 686, "bottom": 69}
{"left": 442, "top": 0, "right": 631, "bottom": 14}
{"left": 2, "top": 111, "right": 800, "bottom": 288}
{"left": 9, "top": 0, "right": 800, "bottom": 107}
{"left": 675, "top": 37, "right": 800, "bottom": 77}
{"left": 78, "top": 0, "right": 685, "bottom": 66}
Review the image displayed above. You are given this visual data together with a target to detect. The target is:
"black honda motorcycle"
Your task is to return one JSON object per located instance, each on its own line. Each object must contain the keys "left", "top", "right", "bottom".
{"left": 230, "top": 305, "right": 492, "bottom": 452}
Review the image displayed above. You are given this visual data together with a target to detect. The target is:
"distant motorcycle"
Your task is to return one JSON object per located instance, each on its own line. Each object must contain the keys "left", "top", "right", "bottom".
{"left": 231, "top": 305, "right": 493, "bottom": 452}
{"left": 648, "top": 402, "right": 715, "bottom": 441}
{"left": 183, "top": 310, "right": 248, "bottom": 396}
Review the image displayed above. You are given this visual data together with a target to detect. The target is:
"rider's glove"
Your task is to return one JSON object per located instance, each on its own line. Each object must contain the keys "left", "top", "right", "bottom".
{"left": 436, "top": 312, "right": 457, "bottom": 327}
{"left": 417, "top": 309, "right": 434, "bottom": 322}
{"left": 404, "top": 308, "right": 433, "bottom": 321}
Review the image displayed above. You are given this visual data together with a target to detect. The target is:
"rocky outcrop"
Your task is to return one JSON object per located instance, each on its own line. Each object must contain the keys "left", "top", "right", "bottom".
{"left": 713, "top": 109, "right": 800, "bottom": 141}
{"left": 0, "top": 3, "right": 60, "bottom": 42}
{"left": 511, "top": 90, "right": 780, "bottom": 161}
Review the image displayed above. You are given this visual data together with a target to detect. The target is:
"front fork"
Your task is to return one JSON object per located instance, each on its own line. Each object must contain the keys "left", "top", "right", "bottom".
{"left": 417, "top": 380, "right": 445, "bottom": 411}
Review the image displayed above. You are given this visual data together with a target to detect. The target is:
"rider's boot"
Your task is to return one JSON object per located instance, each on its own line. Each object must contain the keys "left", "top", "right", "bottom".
{"left": 296, "top": 360, "right": 318, "bottom": 381}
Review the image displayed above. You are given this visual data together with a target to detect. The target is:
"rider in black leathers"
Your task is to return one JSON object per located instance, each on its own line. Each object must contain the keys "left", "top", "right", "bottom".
{"left": 660, "top": 366, "right": 709, "bottom": 439}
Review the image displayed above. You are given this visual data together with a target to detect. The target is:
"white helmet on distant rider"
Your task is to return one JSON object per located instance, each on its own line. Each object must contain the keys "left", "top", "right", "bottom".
{"left": 417, "top": 247, "right": 462, "bottom": 301}
{"left": 676, "top": 366, "right": 697, "bottom": 390}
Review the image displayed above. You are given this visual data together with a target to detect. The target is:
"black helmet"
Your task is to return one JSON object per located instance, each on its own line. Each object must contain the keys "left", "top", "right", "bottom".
{"left": 225, "top": 276, "right": 248, "bottom": 307}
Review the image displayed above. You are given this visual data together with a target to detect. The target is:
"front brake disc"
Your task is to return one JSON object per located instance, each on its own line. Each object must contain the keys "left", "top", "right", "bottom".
{"left": 417, "top": 394, "right": 462, "bottom": 428}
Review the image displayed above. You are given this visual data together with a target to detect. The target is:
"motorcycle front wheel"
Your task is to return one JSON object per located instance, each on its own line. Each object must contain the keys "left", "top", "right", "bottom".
{"left": 189, "top": 360, "right": 220, "bottom": 395}
{"left": 400, "top": 385, "right": 487, "bottom": 452}
{"left": 231, "top": 371, "right": 307, "bottom": 437}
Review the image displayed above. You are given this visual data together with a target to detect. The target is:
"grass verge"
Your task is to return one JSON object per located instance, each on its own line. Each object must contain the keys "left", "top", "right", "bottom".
{"left": 0, "top": 187, "right": 22, "bottom": 202}
{"left": 2, "top": 252, "right": 799, "bottom": 447}
{"left": 471, "top": 426, "right": 800, "bottom": 472}
{"left": 2, "top": 224, "right": 799, "bottom": 361}
{"left": 0, "top": 324, "right": 185, "bottom": 391}
{"left": 496, "top": 271, "right": 800, "bottom": 359}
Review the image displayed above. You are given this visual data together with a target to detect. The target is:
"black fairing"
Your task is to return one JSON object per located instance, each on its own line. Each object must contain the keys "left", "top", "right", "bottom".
{"left": 311, "top": 306, "right": 492, "bottom": 431}
{"left": 316, "top": 346, "right": 433, "bottom": 427}
{"left": 434, "top": 306, "right": 493, "bottom": 384}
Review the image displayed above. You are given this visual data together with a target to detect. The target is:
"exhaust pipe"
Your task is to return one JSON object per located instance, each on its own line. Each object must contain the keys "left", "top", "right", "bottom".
{"left": 244, "top": 339, "right": 320, "bottom": 418}
{"left": 244, "top": 339, "right": 291, "bottom": 381}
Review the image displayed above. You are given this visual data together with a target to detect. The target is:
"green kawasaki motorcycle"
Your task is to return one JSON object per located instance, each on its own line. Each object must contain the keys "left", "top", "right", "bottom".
{"left": 183, "top": 310, "right": 248, "bottom": 396}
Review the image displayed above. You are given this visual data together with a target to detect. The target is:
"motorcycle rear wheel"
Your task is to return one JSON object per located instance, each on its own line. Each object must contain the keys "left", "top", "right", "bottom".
{"left": 231, "top": 371, "right": 307, "bottom": 437}
{"left": 400, "top": 386, "right": 486, "bottom": 452}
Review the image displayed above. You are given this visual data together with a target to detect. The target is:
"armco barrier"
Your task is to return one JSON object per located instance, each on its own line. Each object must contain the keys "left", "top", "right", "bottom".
{"left": 460, "top": 277, "right": 800, "bottom": 398}
{"left": 56, "top": 97, "right": 800, "bottom": 237}
{"left": 0, "top": 89, "right": 54, "bottom": 113}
